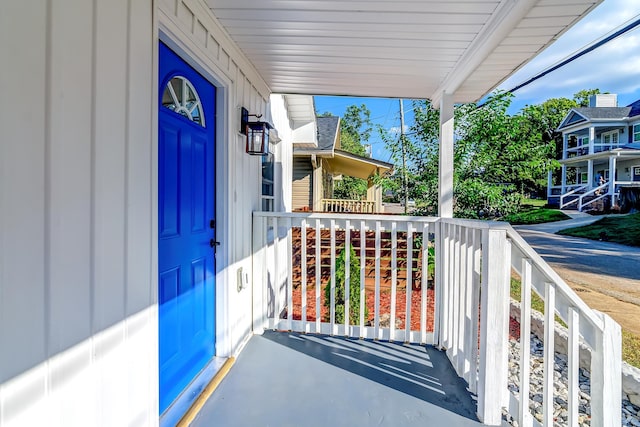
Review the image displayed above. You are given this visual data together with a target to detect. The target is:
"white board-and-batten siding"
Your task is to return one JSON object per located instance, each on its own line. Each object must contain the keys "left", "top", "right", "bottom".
{"left": 0, "top": 0, "right": 290, "bottom": 425}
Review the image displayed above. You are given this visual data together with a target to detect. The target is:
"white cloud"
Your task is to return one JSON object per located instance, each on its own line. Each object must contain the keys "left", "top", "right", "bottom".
{"left": 387, "top": 125, "right": 409, "bottom": 135}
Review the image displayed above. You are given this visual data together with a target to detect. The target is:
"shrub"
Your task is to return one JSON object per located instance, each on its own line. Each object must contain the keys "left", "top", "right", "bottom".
{"left": 323, "top": 245, "right": 367, "bottom": 325}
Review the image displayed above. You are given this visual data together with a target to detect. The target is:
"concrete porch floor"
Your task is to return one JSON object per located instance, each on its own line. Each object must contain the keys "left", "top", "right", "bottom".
{"left": 191, "top": 331, "right": 484, "bottom": 427}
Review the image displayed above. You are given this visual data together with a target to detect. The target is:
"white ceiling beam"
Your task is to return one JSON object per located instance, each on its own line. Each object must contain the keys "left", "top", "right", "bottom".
{"left": 431, "top": 0, "right": 538, "bottom": 105}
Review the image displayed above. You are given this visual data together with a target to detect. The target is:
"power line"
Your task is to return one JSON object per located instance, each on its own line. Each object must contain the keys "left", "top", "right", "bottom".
{"left": 505, "top": 14, "right": 640, "bottom": 96}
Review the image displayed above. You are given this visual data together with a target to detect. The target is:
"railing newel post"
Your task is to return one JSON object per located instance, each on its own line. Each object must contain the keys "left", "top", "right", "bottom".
{"left": 477, "top": 226, "right": 509, "bottom": 426}
{"left": 591, "top": 311, "right": 622, "bottom": 427}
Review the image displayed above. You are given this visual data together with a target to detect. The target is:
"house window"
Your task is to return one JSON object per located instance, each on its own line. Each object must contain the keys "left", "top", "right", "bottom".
{"left": 578, "top": 136, "right": 589, "bottom": 146}
{"left": 634, "top": 124, "right": 640, "bottom": 142}
{"left": 261, "top": 150, "right": 275, "bottom": 211}
{"left": 602, "top": 131, "right": 618, "bottom": 146}
{"left": 580, "top": 172, "right": 588, "bottom": 184}
{"left": 161, "top": 76, "right": 205, "bottom": 126}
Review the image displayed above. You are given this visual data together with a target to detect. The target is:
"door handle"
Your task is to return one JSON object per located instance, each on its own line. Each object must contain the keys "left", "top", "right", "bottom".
{"left": 210, "top": 239, "right": 220, "bottom": 248}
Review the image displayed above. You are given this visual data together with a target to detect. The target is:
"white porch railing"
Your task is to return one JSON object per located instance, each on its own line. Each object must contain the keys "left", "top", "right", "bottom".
{"left": 252, "top": 212, "right": 621, "bottom": 426}
{"left": 321, "top": 198, "right": 377, "bottom": 213}
{"left": 505, "top": 227, "right": 621, "bottom": 427}
{"left": 577, "top": 181, "right": 609, "bottom": 211}
{"left": 559, "top": 184, "right": 587, "bottom": 209}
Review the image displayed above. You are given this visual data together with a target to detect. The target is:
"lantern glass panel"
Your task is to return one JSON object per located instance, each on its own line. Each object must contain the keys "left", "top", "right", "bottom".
{"left": 246, "top": 123, "right": 270, "bottom": 155}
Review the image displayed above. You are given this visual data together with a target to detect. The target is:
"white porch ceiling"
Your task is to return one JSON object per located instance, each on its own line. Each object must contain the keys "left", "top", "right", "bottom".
{"left": 208, "top": 0, "right": 601, "bottom": 103}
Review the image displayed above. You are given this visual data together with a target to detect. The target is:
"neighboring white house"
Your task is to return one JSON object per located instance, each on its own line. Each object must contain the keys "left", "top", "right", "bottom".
{"left": 549, "top": 94, "right": 640, "bottom": 211}
{"left": 1, "top": 1, "right": 611, "bottom": 426}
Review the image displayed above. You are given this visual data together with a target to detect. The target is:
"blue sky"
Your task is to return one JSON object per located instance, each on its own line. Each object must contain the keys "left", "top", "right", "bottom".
{"left": 314, "top": 0, "right": 640, "bottom": 162}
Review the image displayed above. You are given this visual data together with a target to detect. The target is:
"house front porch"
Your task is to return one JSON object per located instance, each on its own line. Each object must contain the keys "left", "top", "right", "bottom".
{"left": 547, "top": 148, "right": 640, "bottom": 212}
{"left": 188, "top": 212, "right": 621, "bottom": 426}
{"left": 191, "top": 331, "right": 482, "bottom": 427}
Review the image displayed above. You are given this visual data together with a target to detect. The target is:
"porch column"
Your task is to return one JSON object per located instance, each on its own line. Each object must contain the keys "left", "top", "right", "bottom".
{"left": 587, "top": 159, "right": 593, "bottom": 189}
{"left": 547, "top": 170, "right": 553, "bottom": 199}
{"left": 312, "top": 155, "right": 322, "bottom": 211}
{"left": 562, "top": 133, "right": 568, "bottom": 159}
{"left": 561, "top": 165, "right": 567, "bottom": 193}
{"left": 367, "top": 180, "right": 382, "bottom": 213}
{"left": 439, "top": 92, "right": 454, "bottom": 218}
{"left": 589, "top": 126, "right": 595, "bottom": 155}
{"left": 609, "top": 155, "right": 616, "bottom": 206}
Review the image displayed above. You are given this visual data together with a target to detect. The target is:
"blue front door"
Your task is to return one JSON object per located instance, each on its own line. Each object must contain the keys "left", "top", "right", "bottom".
{"left": 158, "top": 42, "right": 216, "bottom": 414}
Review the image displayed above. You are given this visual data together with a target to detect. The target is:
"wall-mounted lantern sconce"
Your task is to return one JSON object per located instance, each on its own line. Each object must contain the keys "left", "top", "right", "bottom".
{"left": 240, "top": 107, "right": 273, "bottom": 156}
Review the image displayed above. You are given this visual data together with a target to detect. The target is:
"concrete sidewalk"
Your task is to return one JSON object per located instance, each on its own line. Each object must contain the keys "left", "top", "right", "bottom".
{"left": 512, "top": 210, "right": 602, "bottom": 234}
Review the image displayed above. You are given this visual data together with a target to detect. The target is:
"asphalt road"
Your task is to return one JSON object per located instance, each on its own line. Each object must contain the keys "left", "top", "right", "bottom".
{"left": 513, "top": 218, "right": 640, "bottom": 334}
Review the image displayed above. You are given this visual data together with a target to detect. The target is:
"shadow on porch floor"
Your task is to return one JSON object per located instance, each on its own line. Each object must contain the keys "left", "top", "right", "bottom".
{"left": 191, "top": 331, "right": 483, "bottom": 427}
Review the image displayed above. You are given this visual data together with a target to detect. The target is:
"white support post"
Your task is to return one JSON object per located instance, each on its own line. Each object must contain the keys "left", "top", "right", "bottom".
{"left": 609, "top": 155, "right": 616, "bottom": 207}
{"left": 563, "top": 133, "right": 568, "bottom": 159}
{"left": 547, "top": 170, "right": 553, "bottom": 199}
{"left": 567, "top": 307, "right": 580, "bottom": 427}
{"left": 561, "top": 165, "right": 567, "bottom": 194}
{"left": 375, "top": 221, "right": 382, "bottom": 340}
{"left": 589, "top": 126, "right": 595, "bottom": 155}
{"left": 591, "top": 312, "right": 622, "bottom": 427}
{"left": 391, "top": 222, "right": 398, "bottom": 341}
{"left": 439, "top": 92, "right": 454, "bottom": 218}
{"left": 587, "top": 159, "right": 594, "bottom": 191}
{"left": 345, "top": 219, "right": 351, "bottom": 334}
{"left": 434, "top": 220, "right": 443, "bottom": 347}
{"left": 477, "top": 228, "right": 509, "bottom": 425}
{"left": 287, "top": 217, "right": 293, "bottom": 331}
{"left": 543, "top": 283, "right": 555, "bottom": 427}
{"left": 272, "top": 217, "right": 280, "bottom": 329}
{"left": 301, "top": 219, "right": 308, "bottom": 332}
{"left": 518, "top": 259, "right": 532, "bottom": 426}
{"left": 252, "top": 214, "right": 268, "bottom": 333}
{"left": 315, "top": 219, "right": 321, "bottom": 334}
{"left": 330, "top": 219, "right": 336, "bottom": 335}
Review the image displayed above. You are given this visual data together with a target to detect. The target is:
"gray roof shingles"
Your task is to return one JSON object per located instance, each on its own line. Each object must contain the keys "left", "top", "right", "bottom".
{"left": 316, "top": 116, "right": 340, "bottom": 151}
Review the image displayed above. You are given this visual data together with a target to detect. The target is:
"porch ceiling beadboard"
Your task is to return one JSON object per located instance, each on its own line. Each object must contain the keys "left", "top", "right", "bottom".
{"left": 207, "top": 0, "right": 601, "bottom": 102}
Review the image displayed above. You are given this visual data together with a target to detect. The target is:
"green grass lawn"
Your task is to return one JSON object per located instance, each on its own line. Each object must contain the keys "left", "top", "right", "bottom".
{"left": 510, "top": 278, "right": 640, "bottom": 368}
{"left": 503, "top": 207, "right": 570, "bottom": 225}
{"left": 558, "top": 213, "right": 640, "bottom": 247}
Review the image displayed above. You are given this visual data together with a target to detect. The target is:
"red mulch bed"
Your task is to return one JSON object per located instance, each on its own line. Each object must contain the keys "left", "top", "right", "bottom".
{"left": 509, "top": 317, "right": 520, "bottom": 340}
{"left": 290, "top": 286, "right": 435, "bottom": 332}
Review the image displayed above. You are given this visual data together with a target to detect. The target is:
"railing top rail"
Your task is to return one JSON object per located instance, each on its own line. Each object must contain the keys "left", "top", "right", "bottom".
{"left": 253, "top": 211, "right": 440, "bottom": 223}
{"left": 321, "top": 198, "right": 374, "bottom": 203}
{"left": 580, "top": 182, "right": 609, "bottom": 198}
{"left": 504, "top": 225, "right": 605, "bottom": 331}
{"left": 439, "top": 217, "right": 509, "bottom": 230}
{"left": 561, "top": 184, "right": 588, "bottom": 198}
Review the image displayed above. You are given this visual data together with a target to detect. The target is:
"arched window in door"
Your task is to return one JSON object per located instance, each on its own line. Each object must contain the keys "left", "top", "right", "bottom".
{"left": 161, "top": 76, "right": 205, "bottom": 126}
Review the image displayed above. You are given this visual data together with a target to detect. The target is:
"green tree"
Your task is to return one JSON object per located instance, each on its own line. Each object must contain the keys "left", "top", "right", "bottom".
{"left": 573, "top": 88, "right": 602, "bottom": 107}
{"left": 332, "top": 104, "right": 372, "bottom": 199}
